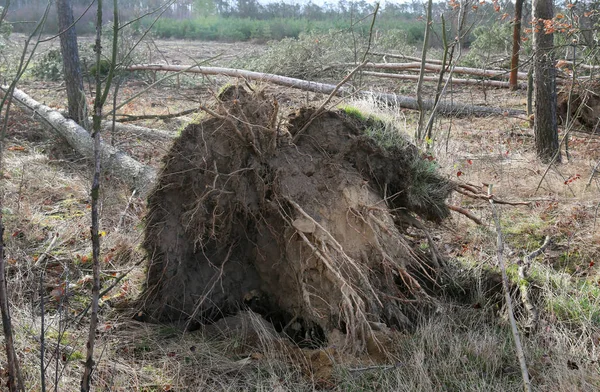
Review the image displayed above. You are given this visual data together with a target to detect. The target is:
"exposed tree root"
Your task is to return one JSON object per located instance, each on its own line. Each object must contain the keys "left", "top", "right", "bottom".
{"left": 142, "top": 86, "right": 452, "bottom": 352}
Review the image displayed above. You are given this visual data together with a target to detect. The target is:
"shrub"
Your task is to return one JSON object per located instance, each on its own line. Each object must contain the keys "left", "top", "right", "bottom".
{"left": 463, "top": 21, "right": 514, "bottom": 68}
{"left": 30, "top": 49, "right": 64, "bottom": 81}
{"left": 238, "top": 30, "right": 363, "bottom": 79}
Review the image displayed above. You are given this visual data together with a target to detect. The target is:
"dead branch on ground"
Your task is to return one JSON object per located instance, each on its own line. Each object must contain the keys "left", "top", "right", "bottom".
{"left": 447, "top": 204, "right": 482, "bottom": 225}
{"left": 519, "top": 236, "right": 551, "bottom": 333}
{"left": 454, "top": 183, "right": 531, "bottom": 206}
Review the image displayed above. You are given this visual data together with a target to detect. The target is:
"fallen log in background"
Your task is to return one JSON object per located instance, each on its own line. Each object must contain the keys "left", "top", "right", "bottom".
{"left": 335, "top": 62, "right": 530, "bottom": 81}
{"left": 2, "top": 86, "right": 157, "bottom": 196}
{"left": 557, "top": 59, "right": 600, "bottom": 71}
{"left": 362, "top": 71, "right": 527, "bottom": 89}
{"left": 126, "top": 64, "right": 526, "bottom": 117}
{"left": 102, "top": 121, "right": 177, "bottom": 141}
{"left": 368, "top": 52, "right": 445, "bottom": 65}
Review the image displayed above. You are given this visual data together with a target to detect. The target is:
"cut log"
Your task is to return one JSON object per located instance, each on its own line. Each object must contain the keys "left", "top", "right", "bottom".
{"left": 337, "top": 62, "right": 530, "bottom": 80}
{"left": 363, "top": 71, "right": 527, "bottom": 89}
{"left": 2, "top": 86, "right": 157, "bottom": 195}
{"left": 368, "top": 51, "right": 444, "bottom": 65}
{"left": 126, "top": 64, "right": 526, "bottom": 117}
{"left": 557, "top": 60, "right": 600, "bottom": 70}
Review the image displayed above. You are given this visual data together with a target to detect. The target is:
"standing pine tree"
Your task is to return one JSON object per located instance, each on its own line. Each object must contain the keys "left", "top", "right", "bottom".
{"left": 533, "top": 0, "right": 560, "bottom": 163}
{"left": 57, "top": 0, "right": 89, "bottom": 130}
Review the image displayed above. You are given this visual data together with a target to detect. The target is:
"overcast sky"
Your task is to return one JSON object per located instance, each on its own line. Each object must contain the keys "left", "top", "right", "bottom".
{"left": 260, "top": 0, "right": 412, "bottom": 5}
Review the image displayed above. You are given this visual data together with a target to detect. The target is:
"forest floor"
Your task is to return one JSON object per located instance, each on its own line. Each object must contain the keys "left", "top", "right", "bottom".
{"left": 2, "top": 35, "right": 600, "bottom": 391}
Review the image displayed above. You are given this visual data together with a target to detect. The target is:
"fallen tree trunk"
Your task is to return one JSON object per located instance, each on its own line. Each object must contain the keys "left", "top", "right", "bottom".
{"left": 363, "top": 71, "right": 527, "bottom": 89}
{"left": 115, "top": 108, "right": 197, "bottom": 123}
{"left": 102, "top": 121, "right": 177, "bottom": 141}
{"left": 337, "top": 62, "right": 530, "bottom": 80}
{"left": 2, "top": 86, "right": 157, "bottom": 195}
{"left": 126, "top": 64, "right": 526, "bottom": 117}
{"left": 56, "top": 109, "right": 180, "bottom": 140}
{"left": 368, "top": 51, "right": 444, "bottom": 65}
{"left": 557, "top": 59, "right": 600, "bottom": 71}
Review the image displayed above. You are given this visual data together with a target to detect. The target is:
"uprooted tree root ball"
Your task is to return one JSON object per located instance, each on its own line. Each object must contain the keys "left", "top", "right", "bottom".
{"left": 557, "top": 80, "right": 600, "bottom": 132}
{"left": 141, "top": 86, "right": 453, "bottom": 352}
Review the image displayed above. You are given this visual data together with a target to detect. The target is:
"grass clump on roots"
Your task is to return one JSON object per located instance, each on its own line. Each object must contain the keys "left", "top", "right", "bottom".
{"left": 340, "top": 104, "right": 452, "bottom": 222}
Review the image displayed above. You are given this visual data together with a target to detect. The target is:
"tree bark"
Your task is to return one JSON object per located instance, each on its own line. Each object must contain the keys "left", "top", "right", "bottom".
{"left": 127, "top": 64, "right": 526, "bottom": 117}
{"left": 56, "top": 0, "right": 89, "bottom": 129}
{"left": 2, "top": 86, "right": 157, "bottom": 196}
{"left": 533, "top": 0, "right": 560, "bottom": 163}
{"left": 509, "top": 0, "right": 524, "bottom": 90}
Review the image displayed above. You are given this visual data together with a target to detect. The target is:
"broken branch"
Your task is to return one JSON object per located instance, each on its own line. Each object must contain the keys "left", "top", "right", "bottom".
{"left": 447, "top": 204, "right": 482, "bottom": 225}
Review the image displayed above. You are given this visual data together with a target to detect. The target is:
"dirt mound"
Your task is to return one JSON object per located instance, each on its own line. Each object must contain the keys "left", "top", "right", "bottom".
{"left": 557, "top": 80, "right": 600, "bottom": 132}
{"left": 141, "top": 86, "right": 452, "bottom": 351}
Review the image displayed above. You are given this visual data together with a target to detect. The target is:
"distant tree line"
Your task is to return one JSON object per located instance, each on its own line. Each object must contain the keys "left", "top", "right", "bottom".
{"left": 3, "top": 0, "right": 595, "bottom": 49}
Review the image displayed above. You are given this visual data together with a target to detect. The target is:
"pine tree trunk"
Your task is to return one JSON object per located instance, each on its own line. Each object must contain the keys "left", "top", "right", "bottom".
{"left": 533, "top": 0, "right": 560, "bottom": 163}
{"left": 57, "top": 0, "right": 88, "bottom": 129}
{"left": 509, "top": 0, "right": 524, "bottom": 90}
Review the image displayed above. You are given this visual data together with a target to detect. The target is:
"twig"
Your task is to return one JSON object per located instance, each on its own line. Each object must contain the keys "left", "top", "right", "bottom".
{"left": 82, "top": 1, "right": 119, "bottom": 389}
{"left": 34, "top": 233, "right": 59, "bottom": 268}
{"left": 488, "top": 185, "right": 532, "bottom": 392}
{"left": 292, "top": 60, "right": 367, "bottom": 143}
{"left": 75, "top": 260, "right": 142, "bottom": 324}
{"left": 585, "top": 159, "right": 600, "bottom": 189}
{"left": 348, "top": 364, "right": 396, "bottom": 372}
{"left": 198, "top": 103, "right": 262, "bottom": 156}
{"left": 447, "top": 204, "right": 482, "bottom": 225}
{"left": 415, "top": 0, "right": 433, "bottom": 141}
{"left": 454, "top": 186, "right": 531, "bottom": 206}
{"left": 457, "top": 182, "right": 481, "bottom": 194}
{"left": 40, "top": 265, "right": 46, "bottom": 392}
{"left": 518, "top": 236, "right": 551, "bottom": 333}
{"left": 399, "top": 212, "right": 441, "bottom": 269}
{"left": 361, "top": 3, "right": 379, "bottom": 64}
{"left": 116, "top": 190, "right": 137, "bottom": 232}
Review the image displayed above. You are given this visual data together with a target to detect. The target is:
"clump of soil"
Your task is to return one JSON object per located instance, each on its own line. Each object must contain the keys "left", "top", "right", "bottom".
{"left": 142, "top": 86, "right": 452, "bottom": 351}
{"left": 557, "top": 80, "right": 600, "bottom": 132}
